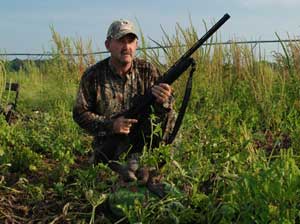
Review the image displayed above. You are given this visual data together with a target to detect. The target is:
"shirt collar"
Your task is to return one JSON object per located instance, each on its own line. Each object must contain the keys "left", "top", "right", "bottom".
{"left": 108, "top": 57, "right": 135, "bottom": 78}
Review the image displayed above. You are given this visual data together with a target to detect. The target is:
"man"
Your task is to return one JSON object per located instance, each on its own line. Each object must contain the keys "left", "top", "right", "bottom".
{"left": 73, "top": 19, "right": 175, "bottom": 179}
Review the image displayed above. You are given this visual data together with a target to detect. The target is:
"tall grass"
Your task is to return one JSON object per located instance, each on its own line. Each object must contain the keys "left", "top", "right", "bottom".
{"left": 50, "top": 26, "right": 97, "bottom": 79}
{"left": 0, "top": 60, "right": 6, "bottom": 104}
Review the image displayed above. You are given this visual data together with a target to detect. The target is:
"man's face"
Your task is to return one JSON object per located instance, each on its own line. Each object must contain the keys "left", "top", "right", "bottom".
{"left": 105, "top": 34, "right": 138, "bottom": 66}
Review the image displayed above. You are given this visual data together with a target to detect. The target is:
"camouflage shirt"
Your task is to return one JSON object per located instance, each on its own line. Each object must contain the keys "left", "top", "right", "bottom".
{"left": 73, "top": 57, "right": 175, "bottom": 141}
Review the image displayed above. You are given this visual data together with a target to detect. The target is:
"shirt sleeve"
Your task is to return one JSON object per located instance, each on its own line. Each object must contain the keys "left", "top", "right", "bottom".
{"left": 72, "top": 71, "right": 114, "bottom": 136}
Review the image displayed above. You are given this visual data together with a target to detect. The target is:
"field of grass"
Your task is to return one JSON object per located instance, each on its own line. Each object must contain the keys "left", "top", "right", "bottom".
{"left": 0, "top": 24, "right": 300, "bottom": 223}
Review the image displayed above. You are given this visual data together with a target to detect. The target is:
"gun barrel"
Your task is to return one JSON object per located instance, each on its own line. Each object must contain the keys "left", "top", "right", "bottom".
{"left": 167, "top": 13, "right": 231, "bottom": 71}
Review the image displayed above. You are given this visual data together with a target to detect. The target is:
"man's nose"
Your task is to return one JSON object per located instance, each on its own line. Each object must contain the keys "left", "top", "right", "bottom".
{"left": 122, "top": 41, "right": 130, "bottom": 50}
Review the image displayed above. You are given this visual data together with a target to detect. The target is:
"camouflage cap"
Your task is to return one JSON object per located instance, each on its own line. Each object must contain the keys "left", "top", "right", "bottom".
{"left": 106, "top": 19, "right": 138, "bottom": 40}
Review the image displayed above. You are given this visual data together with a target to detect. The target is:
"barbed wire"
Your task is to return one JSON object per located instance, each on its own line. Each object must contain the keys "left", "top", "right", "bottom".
{"left": 0, "top": 39, "right": 299, "bottom": 57}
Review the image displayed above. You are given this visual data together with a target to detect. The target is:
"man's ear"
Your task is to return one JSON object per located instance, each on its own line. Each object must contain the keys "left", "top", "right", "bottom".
{"left": 105, "top": 39, "right": 110, "bottom": 50}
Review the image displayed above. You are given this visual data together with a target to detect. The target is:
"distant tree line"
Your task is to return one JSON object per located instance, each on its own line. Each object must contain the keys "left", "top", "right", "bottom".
{"left": 2, "top": 58, "right": 49, "bottom": 72}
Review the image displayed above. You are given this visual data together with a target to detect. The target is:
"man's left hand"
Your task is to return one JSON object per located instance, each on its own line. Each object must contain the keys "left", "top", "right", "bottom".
{"left": 151, "top": 83, "right": 172, "bottom": 104}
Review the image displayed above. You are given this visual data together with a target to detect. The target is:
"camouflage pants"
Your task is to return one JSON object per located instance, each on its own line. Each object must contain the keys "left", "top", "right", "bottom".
{"left": 92, "top": 109, "right": 176, "bottom": 164}
{"left": 92, "top": 134, "right": 145, "bottom": 164}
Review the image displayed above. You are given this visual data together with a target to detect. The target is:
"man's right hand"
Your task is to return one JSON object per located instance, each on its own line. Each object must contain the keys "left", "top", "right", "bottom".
{"left": 113, "top": 116, "right": 138, "bottom": 134}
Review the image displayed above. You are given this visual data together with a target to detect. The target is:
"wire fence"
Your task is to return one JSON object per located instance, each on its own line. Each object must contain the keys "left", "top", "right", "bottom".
{"left": 1, "top": 39, "right": 299, "bottom": 57}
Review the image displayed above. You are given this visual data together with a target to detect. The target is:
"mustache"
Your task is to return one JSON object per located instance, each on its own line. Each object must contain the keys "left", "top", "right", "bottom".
{"left": 121, "top": 50, "right": 132, "bottom": 55}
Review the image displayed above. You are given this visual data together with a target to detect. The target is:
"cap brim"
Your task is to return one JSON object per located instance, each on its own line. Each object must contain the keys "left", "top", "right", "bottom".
{"left": 114, "top": 31, "right": 138, "bottom": 40}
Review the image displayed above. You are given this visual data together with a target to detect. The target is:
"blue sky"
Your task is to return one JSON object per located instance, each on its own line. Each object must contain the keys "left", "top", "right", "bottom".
{"left": 1, "top": 0, "right": 299, "bottom": 57}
